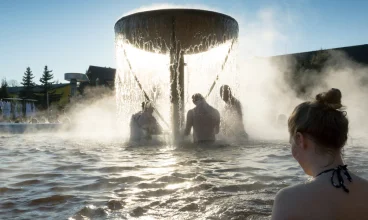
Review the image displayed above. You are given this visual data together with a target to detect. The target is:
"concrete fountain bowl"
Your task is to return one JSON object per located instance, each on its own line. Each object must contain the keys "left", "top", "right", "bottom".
{"left": 115, "top": 9, "right": 239, "bottom": 54}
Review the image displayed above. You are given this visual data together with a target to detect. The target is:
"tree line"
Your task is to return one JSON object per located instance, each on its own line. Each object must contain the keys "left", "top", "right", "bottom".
{"left": 0, "top": 66, "right": 57, "bottom": 109}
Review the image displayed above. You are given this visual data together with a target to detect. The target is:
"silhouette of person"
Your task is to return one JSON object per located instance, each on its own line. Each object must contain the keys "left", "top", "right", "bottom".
{"left": 130, "top": 101, "right": 162, "bottom": 142}
{"left": 183, "top": 93, "right": 220, "bottom": 143}
{"left": 276, "top": 114, "right": 287, "bottom": 127}
{"left": 219, "top": 85, "right": 248, "bottom": 139}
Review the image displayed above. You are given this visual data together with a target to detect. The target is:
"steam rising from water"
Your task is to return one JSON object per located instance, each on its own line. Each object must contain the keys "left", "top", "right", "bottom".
{"left": 62, "top": 86, "right": 124, "bottom": 141}
{"left": 310, "top": 51, "right": 368, "bottom": 137}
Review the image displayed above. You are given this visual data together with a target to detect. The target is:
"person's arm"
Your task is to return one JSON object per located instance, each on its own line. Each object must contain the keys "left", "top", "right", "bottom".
{"left": 184, "top": 110, "right": 193, "bottom": 136}
{"left": 235, "top": 99, "right": 243, "bottom": 120}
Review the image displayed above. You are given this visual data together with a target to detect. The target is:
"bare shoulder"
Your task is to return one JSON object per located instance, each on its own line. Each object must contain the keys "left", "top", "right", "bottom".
{"left": 209, "top": 105, "right": 220, "bottom": 115}
{"left": 234, "top": 97, "right": 242, "bottom": 107}
{"left": 353, "top": 173, "right": 368, "bottom": 184}
{"left": 350, "top": 173, "right": 368, "bottom": 193}
{"left": 271, "top": 184, "right": 309, "bottom": 220}
{"left": 214, "top": 107, "right": 220, "bottom": 115}
{"left": 275, "top": 184, "right": 307, "bottom": 200}
{"left": 272, "top": 175, "right": 368, "bottom": 220}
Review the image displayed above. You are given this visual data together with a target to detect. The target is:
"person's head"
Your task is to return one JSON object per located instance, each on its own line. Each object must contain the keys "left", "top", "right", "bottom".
{"left": 192, "top": 93, "right": 205, "bottom": 106}
{"left": 142, "top": 101, "right": 154, "bottom": 114}
{"left": 288, "top": 88, "right": 349, "bottom": 174}
{"left": 277, "top": 114, "right": 287, "bottom": 126}
{"left": 220, "top": 85, "right": 232, "bottom": 102}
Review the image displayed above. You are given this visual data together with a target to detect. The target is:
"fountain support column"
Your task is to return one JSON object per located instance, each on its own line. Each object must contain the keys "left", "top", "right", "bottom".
{"left": 170, "top": 17, "right": 185, "bottom": 140}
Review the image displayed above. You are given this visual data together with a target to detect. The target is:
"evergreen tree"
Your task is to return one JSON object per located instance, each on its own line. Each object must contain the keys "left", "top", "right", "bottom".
{"left": 40, "top": 65, "right": 54, "bottom": 90}
{"left": 39, "top": 65, "right": 54, "bottom": 108}
{"left": 20, "top": 67, "right": 36, "bottom": 99}
{"left": 0, "top": 78, "right": 10, "bottom": 99}
{"left": 22, "top": 67, "right": 36, "bottom": 87}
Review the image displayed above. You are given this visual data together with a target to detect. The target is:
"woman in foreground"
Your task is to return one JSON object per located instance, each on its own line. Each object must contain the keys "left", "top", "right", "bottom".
{"left": 271, "top": 88, "right": 368, "bottom": 220}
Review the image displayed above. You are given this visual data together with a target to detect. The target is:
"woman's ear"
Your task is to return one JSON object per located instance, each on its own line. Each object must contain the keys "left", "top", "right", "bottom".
{"left": 295, "top": 132, "right": 305, "bottom": 149}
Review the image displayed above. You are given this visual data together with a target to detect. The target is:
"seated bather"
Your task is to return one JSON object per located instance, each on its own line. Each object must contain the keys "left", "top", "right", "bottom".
{"left": 219, "top": 85, "right": 248, "bottom": 139}
{"left": 130, "top": 101, "right": 162, "bottom": 142}
{"left": 276, "top": 114, "right": 287, "bottom": 127}
{"left": 183, "top": 93, "right": 220, "bottom": 144}
{"left": 271, "top": 88, "right": 368, "bottom": 220}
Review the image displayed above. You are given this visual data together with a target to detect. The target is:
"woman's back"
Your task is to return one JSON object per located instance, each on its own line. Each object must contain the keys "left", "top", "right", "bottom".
{"left": 273, "top": 173, "right": 368, "bottom": 220}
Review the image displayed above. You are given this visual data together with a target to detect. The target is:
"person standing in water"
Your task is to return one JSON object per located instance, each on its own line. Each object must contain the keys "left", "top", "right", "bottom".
{"left": 183, "top": 93, "right": 220, "bottom": 144}
{"left": 271, "top": 88, "right": 368, "bottom": 220}
{"left": 219, "top": 85, "right": 248, "bottom": 139}
{"left": 130, "top": 101, "right": 162, "bottom": 142}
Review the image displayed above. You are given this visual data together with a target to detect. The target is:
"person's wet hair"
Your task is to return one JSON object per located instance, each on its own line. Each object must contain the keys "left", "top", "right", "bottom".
{"left": 288, "top": 88, "right": 349, "bottom": 154}
{"left": 192, "top": 93, "right": 204, "bottom": 102}
{"left": 220, "top": 85, "right": 232, "bottom": 101}
{"left": 144, "top": 102, "right": 153, "bottom": 110}
{"left": 141, "top": 101, "right": 154, "bottom": 111}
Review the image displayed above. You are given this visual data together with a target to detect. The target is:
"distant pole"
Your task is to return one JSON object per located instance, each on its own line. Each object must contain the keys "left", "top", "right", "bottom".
{"left": 47, "top": 90, "right": 49, "bottom": 118}
{"left": 70, "top": 79, "right": 77, "bottom": 96}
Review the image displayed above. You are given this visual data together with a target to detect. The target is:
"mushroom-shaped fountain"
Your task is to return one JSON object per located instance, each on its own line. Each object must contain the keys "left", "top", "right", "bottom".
{"left": 115, "top": 9, "right": 239, "bottom": 140}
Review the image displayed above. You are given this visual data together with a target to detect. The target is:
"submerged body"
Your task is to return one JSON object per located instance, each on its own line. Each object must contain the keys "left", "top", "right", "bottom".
{"left": 184, "top": 97, "right": 220, "bottom": 143}
{"left": 219, "top": 85, "right": 248, "bottom": 139}
{"left": 130, "top": 104, "right": 162, "bottom": 142}
{"left": 130, "top": 111, "right": 145, "bottom": 141}
{"left": 221, "top": 96, "right": 248, "bottom": 139}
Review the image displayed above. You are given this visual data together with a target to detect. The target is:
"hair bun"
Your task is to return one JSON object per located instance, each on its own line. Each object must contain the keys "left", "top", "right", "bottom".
{"left": 315, "top": 88, "right": 343, "bottom": 110}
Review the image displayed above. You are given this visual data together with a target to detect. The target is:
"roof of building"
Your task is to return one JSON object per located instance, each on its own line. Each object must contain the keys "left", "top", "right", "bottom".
{"left": 86, "top": 65, "right": 116, "bottom": 82}
{"left": 271, "top": 44, "right": 368, "bottom": 64}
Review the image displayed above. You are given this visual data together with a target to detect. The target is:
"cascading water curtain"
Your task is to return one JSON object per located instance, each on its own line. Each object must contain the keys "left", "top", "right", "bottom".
{"left": 184, "top": 40, "right": 239, "bottom": 115}
{"left": 115, "top": 37, "right": 171, "bottom": 137}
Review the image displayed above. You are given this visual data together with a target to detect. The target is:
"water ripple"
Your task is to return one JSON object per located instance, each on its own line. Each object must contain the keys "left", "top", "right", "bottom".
{"left": 0, "top": 134, "right": 366, "bottom": 219}
{"left": 0, "top": 187, "right": 23, "bottom": 194}
{"left": 13, "top": 173, "right": 63, "bottom": 179}
{"left": 12, "top": 179, "right": 42, "bottom": 186}
{"left": 29, "top": 195, "right": 75, "bottom": 206}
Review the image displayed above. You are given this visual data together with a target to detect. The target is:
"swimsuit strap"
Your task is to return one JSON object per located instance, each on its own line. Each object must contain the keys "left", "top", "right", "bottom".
{"left": 316, "top": 165, "right": 352, "bottom": 193}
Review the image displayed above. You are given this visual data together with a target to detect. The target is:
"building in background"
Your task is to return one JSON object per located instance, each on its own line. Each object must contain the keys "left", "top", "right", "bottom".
{"left": 8, "top": 83, "right": 71, "bottom": 109}
{"left": 272, "top": 44, "right": 368, "bottom": 65}
{"left": 269, "top": 44, "right": 368, "bottom": 96}
{"left": 85, "top": 65, "right": 116, "bottom": 88}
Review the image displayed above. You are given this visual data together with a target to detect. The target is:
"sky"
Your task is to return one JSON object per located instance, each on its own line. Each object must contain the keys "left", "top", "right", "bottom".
{"left": 0, "top": 0, "right": 367, "bottom": 84}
